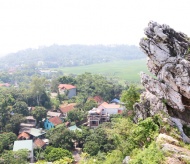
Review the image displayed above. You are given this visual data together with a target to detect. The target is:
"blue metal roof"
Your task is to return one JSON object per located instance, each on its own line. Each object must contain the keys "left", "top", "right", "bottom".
{"left": 111, "top": 98, "right": 120, "bottom": 103}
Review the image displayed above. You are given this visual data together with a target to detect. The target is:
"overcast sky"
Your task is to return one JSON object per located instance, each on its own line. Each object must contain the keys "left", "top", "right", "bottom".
{"left": 0, "top": 0, "right": 190, "bottom": 56}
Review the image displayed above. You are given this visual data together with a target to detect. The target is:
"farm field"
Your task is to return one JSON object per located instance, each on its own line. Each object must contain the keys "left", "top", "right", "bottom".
{"left": 59, "top": 59, "right": 150, "bottom": 84}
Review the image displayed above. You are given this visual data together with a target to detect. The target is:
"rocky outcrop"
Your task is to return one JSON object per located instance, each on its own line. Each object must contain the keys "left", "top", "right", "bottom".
{"left": 156, "top": 133, "right": 190, "bottom": 163}
{"left": 133, "top": 91, "right": 167, "bottom": 123}
{"left": 135, "top": 21, "right": 190, "bottom": 143}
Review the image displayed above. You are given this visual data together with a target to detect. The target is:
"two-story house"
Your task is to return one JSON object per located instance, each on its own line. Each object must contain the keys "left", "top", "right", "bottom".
{"left": 87, "top": 102, "right": 125, "bottom": 128}
{"left": 58, "top": 84, "right": 76, "bottom": 99}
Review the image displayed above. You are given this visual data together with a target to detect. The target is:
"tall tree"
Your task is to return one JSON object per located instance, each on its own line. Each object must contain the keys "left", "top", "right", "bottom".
{"left": 30, "top": 76, "right": 47, "bottom": 106}
{"left": 121, "top": 85, "right": 140, "bottom": 110}
{"left": 32, "top": 106, "right": 47, "bottom": 124}
{"left": 46, "top": 126, "right": 75, "bottom": 150}
{"left": 12, "top": 101, "right": 29, "bottom": 116}
{"left": 5, "top": 114, "right": 25, "bottom": 134}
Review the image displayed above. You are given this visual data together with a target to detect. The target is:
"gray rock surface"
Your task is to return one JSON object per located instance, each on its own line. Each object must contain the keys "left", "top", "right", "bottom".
{"left": 135, "top": 21, "right": 190, "bottom": 142}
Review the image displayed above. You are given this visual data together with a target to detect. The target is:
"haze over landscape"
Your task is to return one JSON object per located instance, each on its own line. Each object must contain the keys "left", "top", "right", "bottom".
{"left": 0, "top": 0, "right": 190, "bottom": 56}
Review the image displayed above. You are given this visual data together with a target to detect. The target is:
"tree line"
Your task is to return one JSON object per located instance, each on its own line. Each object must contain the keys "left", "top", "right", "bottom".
{"left": 0, "top": 44, "right": 145, "bottom": 69}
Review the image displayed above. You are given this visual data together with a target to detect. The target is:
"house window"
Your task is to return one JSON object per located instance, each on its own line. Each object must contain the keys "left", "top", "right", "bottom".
{"left": 102, "top": 118, "right": 106, "bottom": 121}
{"left": 92, "top": 121, "right": 97, "bottom": 125}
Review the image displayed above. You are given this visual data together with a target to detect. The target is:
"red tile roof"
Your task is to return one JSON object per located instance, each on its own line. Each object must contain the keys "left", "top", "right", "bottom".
{"left": 0, "top": 83, "right": 10, "bottom": 87}
{"left": 118, "top": 109, "right": 123, "bottom": 114}
{"left": 59, "top": 103, "right": 76, "bottom": 113}
{"left": 17, "top": 132, "right": 30, "bottom": 140}
{"left": 93, "top": 96, "right": 104, "bottom": 103}
{"left": 58, "top": 84, "right": 76, "bottom": 90}
{"left": 49, "top": 116, "right": 62, "bottom": 126}
{"left": 34, "top": 138, "right": 46, "bottom": 148}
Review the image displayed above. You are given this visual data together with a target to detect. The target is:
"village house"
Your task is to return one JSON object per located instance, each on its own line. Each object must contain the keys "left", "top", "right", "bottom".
{"left": 19, "top": 127, "right": 31, "bottom": 134}
{"left": 59, "top": 103, "right": 76, "bottom": 117}
{"left": 58, "top": 84, "right": 76, "bottom": 99}
{"left": 44, "top": 116, "right": 63, "bottom": 130}
{"left": 47, "top": 111, "right": 62, "bottom": 118}
{"left": 17, "top": 132, "right": 30, "bottom": 140}
{"left": 13, "top": 140, "right": 34, "bottom": 163}
{"left": 99, "top": 102, "right": 125, "bottom": 115}
{"left": 25, "top": 116, "right": 37, "bottom": 126}
{"left": 18, "top": 128, "right": 46, "bottom": 140}
{"left": 20, "top": 123, "right": 35, "bottom": 129}
{"left": 87, "top": 102, "right": 125, "bottom": 128}
{"left": 19, "top": 116, "right": 37, "bottom": 134}
{"left": 34, "top": 138, "right": 46, "bottom": 149}
{"left": 87, "top": 107, "right": 109, "bottom": 128}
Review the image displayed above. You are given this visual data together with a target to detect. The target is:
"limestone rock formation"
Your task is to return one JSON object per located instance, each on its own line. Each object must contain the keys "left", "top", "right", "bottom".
{"left": 156, "top": 133, "right": 190, "bottom": 162}
{"left": 135, "top": 21, "right": 190, "bottom": 143}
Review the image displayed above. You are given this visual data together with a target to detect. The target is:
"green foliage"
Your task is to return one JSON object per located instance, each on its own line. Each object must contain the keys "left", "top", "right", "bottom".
{"left": 50, "top": 97, "right": 60, "bottom": 110}
{"left": 45, "top": 147, "right": 72, "bottom": 162}
{"left": 29, "top": 76, "right": 50, "bottom": 107}
{"left": 5, "top": 113, "right": 25, "bottom": 134}
{"left": 130, "top": 142, "right": 164, "bottom": 164}
{"left": 83, "top": 141, "right": 100, "bottom": 156}
{"left": 34, "top": 147, "right": 45, "bottom": 161}
{"left": 83, "top": 127, "right": 115, "bottom": 156}
{"left": 130, "top": 117, "right": 159, "bottom": 148}
{"left": 53, "top": 157, "right": 73, "bottom": 164}
{"left": 103, "top": 150, "right": 123, "bottom": 164}
{"left": 32, "top": 106, "right": 47, "bottom": 124}
{"left": 67, "top": 109, "right": 87, "bottom": 125}
{"left": 12, "top": 101, "right": 29, "bottom": 116}
{"left": 59, "top": 76, "right": 76, "bottom": 85}
{"left": 0, "top": 132, "right": 17, "bottom": 153}
{"left": 46, "top": 126, "right": 75, "bottom": 150}
{"left": 44, "top": 146, "right": 54, "bottom": 156}
{"left": 0, "top": 149, "right": 28, "bottom": 164}
{"left": 96, "top": 117, "right": 160, "bottom": 163}
{"left": 74, "top": 126, "right": 92, "bottom": 147}
{"left": 121, "top": 85, "right": 140, "bottom": 110}
{"left": 83, "top": 99, "right": 97, "bottom": 112}
{"left": 75, "top": 72, "right": 123, "bottom": 102}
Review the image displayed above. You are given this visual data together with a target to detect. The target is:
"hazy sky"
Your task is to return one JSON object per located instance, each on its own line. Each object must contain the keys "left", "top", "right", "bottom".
{"left": 0, "top": 0, "right": 190, "bottom": 56}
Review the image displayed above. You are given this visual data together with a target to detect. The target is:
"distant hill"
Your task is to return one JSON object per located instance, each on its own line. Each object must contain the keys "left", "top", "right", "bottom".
{"left": 0, "top": 44, "right": 145, "bottom": 69}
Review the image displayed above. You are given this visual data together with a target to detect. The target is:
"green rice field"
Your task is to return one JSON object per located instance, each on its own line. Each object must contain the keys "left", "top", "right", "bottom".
{"left": 59, "top": 59, "right": 150, "bottom": 84}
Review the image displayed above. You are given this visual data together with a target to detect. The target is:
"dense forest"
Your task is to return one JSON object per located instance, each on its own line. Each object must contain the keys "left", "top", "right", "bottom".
{"left": 0, "top": 44, "right": 145, "bottom": 69}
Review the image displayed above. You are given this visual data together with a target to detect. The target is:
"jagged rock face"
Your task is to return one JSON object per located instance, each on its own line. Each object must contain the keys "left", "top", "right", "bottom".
{"left": 137, "top": 21, "right": 190, "bottom": 119}
{"left": 135, "top": 21, "right": 190, "bottom": 142}
{"left": 133, "top": 91, "right": 167, "bottom": 123}
{"left": 140, "top": 21, "right": 190, "bottom": 102}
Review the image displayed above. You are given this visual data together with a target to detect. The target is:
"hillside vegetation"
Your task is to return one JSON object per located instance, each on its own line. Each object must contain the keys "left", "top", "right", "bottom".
{"left": 0, "top": 44, "right": 145, "bottom": 69}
